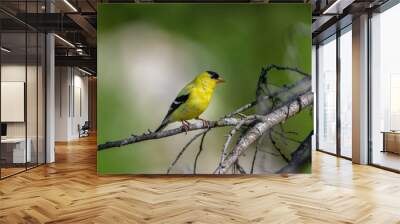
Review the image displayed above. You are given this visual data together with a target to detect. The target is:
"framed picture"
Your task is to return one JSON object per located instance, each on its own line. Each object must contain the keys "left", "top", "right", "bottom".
{"left": 97, "top": 3, "right": 312, "bottom": 175}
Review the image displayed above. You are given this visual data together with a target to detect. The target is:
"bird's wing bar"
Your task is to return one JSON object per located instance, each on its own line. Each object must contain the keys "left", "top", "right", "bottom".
{"left": 165, "top": 93, "right": 190, "bottom": 118}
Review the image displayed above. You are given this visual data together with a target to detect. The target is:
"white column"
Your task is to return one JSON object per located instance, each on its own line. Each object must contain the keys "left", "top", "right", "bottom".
{"left": 352, "top": 14, "right": 369, "bottom": 164}
{"left": 46, "top": 32, "right": 55, "bottom": 163}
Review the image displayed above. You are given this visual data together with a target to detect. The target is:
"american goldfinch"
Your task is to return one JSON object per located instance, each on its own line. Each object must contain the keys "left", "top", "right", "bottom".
{"left": 155, "top": 71, "right": 225, "bottom": 132}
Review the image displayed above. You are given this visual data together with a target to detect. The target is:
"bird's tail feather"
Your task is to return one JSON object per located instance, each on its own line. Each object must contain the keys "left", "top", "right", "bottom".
{"left": 155, "top": 120, "right": 169, "bottom": 132}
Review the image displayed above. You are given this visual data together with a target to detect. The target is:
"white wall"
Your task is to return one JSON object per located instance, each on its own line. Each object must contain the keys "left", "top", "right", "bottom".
{"left": 55, "top": 67, "right": 69, "bottom": 141}
{"left": 72, "top": 73, "right": 89, "bottom": 138}
{"left": 55, "top": 67, "right": 89, "bottom": 141}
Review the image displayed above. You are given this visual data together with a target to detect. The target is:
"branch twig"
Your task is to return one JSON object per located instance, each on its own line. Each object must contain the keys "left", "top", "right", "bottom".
{"left": 193, "top": 129, "right": 210, "bottom": 174}
{"left": 276, "top": 132, "right": 313, "bottom": 174}
{"left": 250, "top": 138, "right": 263, "bottom": 174}
{"left": 226, "top": 76, "right": 310, "bottom": 118}
{"left": 167, "top": 129, "right": 209, "bottom": 174}
{"left": 256, "top": 64, "right": 310, "bottom": 99}
{"left": 272, "top": 130, "right": 303, "bottom": 144}
{"left": 219, "top": 119, "right": 248, "bottom": 165}
{"left": 235, "top": 162, "right": 247, "bottom": 174}
{"left": 269, "top": 131, "right": 290, "bottom": 163}
{"left": 214, "top": 91, "right": 313, "bottom": 174}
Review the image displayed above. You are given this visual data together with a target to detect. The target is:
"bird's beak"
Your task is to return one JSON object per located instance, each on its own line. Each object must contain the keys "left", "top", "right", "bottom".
{"left": 217, "top": 77, "right": 225, "bottom": 84}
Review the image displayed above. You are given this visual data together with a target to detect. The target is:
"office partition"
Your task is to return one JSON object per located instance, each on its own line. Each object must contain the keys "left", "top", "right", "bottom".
{"left": 0, "top": 1, "right": 47, "bottom": 179}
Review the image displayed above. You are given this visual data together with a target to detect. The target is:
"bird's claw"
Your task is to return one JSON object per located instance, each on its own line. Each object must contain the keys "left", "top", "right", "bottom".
{"left": 197, "top": 118, "right": 210, "bottom": 129}
{"left": 183, "top": 125, "right": 189, "bottom": 135}
{"left": 181, "top": 121, "right": 190, "bottom": 135}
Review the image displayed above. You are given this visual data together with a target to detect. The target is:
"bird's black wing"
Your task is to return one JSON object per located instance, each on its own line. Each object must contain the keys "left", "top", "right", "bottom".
{"left": 156, "top": 93, "right": 190, "bottom": 132}
{"left": 165, "top": 93, "right": 190, "bottom": 119}
{"left": 155, "top": 93, "right": 190, "bottom": 132}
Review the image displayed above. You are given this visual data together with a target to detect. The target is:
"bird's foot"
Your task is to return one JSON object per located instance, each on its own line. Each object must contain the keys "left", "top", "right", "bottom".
{"left": 181, "top": 121, "right": 190, "bottom": 135}
{"left": 197, "top": 118, "right": 210, "bottom": 129}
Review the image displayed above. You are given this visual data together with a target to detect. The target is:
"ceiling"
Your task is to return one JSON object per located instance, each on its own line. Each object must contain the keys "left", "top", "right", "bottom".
{"left": 0, "top": 0, "right": 392, "bottom": 74}
{"left": 312, "top": 0, "right": 390, "bottom": 43}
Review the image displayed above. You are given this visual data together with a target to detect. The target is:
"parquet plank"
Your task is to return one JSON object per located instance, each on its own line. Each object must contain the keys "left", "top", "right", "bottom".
{"left": 0, "top": 135, "right": 399, "bottom": 223}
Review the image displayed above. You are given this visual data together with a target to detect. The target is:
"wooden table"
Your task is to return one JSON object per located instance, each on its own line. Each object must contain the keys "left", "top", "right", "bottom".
{"left": 382, "top": 131, "right": 400, "bottom": 154}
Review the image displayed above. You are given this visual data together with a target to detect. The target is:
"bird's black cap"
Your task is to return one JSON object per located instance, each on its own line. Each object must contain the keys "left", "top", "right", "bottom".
{"left": 207, "top": 71, "right": 219, "bottom": 80}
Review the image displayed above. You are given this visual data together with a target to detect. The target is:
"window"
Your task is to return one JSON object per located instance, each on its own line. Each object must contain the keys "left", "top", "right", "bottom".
{"left": 339, "top": 27, "right": 352, "bottom": 158}
{"left": 370, "top": 3, "right": 400, "bottom": 171}
{"left": 317, "top": 35, "right": 337, "bottom": 154}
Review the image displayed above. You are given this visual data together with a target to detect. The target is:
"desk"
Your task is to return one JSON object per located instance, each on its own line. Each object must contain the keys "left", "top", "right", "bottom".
{"left": 382, "top": 131, "right": 400, "bottom": 154}
{"left": 1, "top": 138, "right": 31, "bottom": 163}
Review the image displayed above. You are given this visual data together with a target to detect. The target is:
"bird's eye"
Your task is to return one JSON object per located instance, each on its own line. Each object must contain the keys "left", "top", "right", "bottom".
{"left": 207, "top": 71, "right": 219, "bottom": 80}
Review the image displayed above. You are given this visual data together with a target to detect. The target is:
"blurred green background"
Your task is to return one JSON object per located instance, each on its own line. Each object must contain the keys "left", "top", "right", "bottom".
{"left": 98, "top": 3, "right": 311, "bottom": 174}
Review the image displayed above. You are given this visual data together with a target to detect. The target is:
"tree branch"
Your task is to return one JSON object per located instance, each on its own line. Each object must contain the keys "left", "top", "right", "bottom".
{"left": 98, "top": 67, "right": 311, "bottom": 152}
{"left": 219, "top": 119, "right": 248, "bottom": 165}
{"left": 214, "top": 91, "right": 313, "bottom": 174}
{"left": 98, "top": 118, "right": 254, "bottom": 150}
{"left": 226, "top": 75, "right": 311, "bottom": 118}
{"left": 269, "top": 131, "right": 290, "bottom": 163}
{"left": 256, "top": 64, "right": 310, "bottom": 99}
{"left": 276, "top": 132, "right": 313, "bottom": 174}
{"left": 235, "top": 162, "right": 247, "bottom": 174}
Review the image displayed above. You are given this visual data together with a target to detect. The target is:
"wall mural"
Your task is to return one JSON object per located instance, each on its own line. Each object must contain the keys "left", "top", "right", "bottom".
{"left": 97, "top": 4, "right": 312, "bottom": 174}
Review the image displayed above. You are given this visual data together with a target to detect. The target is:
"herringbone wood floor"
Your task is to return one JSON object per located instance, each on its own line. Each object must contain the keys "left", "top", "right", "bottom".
{"left": 1, "top": 135, "right": 400, "bottom": 224}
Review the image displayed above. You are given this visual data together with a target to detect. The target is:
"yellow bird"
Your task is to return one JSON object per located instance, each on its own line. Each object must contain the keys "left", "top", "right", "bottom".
{"left": 155, "top": 71, "right": 225, "bottom": 132}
